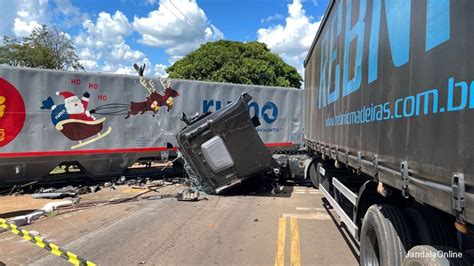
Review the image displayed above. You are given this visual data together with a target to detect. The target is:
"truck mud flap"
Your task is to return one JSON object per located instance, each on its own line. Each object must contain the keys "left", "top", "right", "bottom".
{"left": 176, "top": 93, "right": 277, "bottom": 194}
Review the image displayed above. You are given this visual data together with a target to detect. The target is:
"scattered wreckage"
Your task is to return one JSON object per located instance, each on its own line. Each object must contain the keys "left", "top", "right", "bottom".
{"left": 0, "top": 176, "right": 202, "bottom": 230}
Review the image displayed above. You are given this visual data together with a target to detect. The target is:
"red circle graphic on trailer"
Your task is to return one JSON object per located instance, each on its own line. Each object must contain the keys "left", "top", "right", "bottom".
{"left": 0, "top": 78, "right": 26, "bottom": 148}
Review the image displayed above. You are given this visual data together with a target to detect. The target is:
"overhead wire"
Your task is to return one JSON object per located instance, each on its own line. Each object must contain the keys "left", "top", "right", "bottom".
{"left": 159, "top": 0, "right": 208, "bottom": 37}
{"left": 160, "top": 3, "right": 202, "bottom": 37}
{"left": 167, "top": 0, "right": 207, "bottom": 35}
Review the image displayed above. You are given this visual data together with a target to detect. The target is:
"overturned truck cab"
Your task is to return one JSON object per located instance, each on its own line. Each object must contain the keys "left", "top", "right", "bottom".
{"left": 176, "top": 93, "right": 277, "bottom": 194}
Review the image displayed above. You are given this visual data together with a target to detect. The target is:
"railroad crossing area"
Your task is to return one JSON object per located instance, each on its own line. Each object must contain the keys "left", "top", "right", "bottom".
{"left": 0, "top": 183, "right": 357, "bottom": 265}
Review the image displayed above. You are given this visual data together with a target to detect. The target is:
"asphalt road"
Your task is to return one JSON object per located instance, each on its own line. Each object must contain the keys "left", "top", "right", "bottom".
{"left": 1, "top": 184, "right": 358, "bottom": 265}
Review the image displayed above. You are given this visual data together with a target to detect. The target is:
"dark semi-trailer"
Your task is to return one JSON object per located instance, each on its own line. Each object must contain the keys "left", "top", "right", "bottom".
{"left": 304, "top": 0, "right": 474, "bottom": 264}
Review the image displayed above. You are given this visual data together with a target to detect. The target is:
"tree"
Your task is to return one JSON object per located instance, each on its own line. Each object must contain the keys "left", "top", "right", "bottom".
{"left": 166, "top": 40, "right": 302, "bottom": 88}
{"left": 0, "top": 25, "right": 83, "bottom": 71}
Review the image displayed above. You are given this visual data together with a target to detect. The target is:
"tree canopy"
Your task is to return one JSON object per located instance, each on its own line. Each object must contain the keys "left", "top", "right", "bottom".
{"left": 0, "top": 25, "right": 83, "bottom": 71}
{"left": 166, "top": 40, "right": 302, "bottom": 88}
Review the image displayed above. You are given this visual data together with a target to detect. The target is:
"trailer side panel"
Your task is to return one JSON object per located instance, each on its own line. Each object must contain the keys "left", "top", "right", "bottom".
{"left": 304, "top": 0, "right": 474, "bottom": 223}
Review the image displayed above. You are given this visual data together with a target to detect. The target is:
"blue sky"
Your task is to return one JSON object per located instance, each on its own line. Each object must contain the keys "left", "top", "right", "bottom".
{"left": 0, "top": 0, "right": 328, "bottom": 78}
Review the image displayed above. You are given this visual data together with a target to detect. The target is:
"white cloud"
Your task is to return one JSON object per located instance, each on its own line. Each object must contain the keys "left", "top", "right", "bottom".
{"left": 257, "top": 0, "right": 320, "bottom": 77}
{"left": 104, "top": 63, "right": 137, "bottom": 75}
{"left": 78, "top": 59, "right": 99, "bottom": 70}
{"left": 261, "top": 13, "right": 284, "bottom": 24}
{"left": 133, "top": 0, "right": 224, "bottom": 63}
{"left": 7, "top": 1, "right": 142, "bottom": 75}
{"left": 144, "top": 0, "right": 159, "bottom": 5}
{"left": 75, "top": 10, "right": 149, "bottom": 74}
{"left": 71, "top": 8, "right": 168, "bottom": 76}
{"left": 55, "top": 0, "right": 79, "bottom": 14}
{"left": 109, "top": 41, "right": 145, "bottom": 63}
{"left": 13, "top": 18, "right": 42, "bottom": 37}
{"left": 53, "top": 0, "right": 88, "bottom": 28}
{"left": 0, "top": 0, "right": 86, "bottom": 39}
{"left": 0, "top": 1, "right": 180, "bottom": 77}
{"left": 154, "top": 64, "right": 168, "bottom": 77}
{"left": 78, "top": 47, "right": 95, "bottom": 59}
{"left": 101, "top": 58, "right": 155, "bottom": 76}
{"left": 79, "top": 11, "right": 133, "bottom": 49}
{"left": 0, "top": 0, "right": 51, "bottom": 38}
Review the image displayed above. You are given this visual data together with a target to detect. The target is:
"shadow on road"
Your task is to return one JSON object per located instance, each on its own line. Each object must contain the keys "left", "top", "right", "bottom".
{"left": 322, "top": 197, "right": 360, "bottom": 261}
{"left": 219, "top": 175, "right": 297, "bottom": 198}
{"left": 0, "top": 209, "right": 38, "bottom": 219}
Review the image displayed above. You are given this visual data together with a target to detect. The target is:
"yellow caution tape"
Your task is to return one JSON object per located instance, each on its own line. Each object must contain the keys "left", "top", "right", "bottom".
{"left": 0, "top": 218, "right": 96, "bottom": 266}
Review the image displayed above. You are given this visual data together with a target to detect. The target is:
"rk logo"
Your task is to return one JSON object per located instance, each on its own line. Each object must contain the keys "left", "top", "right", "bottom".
{"left": 0, "top": 96, "right": 5, "bottom": 142}
{"left": 0, "top": 96, "right": 5, "bottom": 118}
{"left": 0, "top": 78, "right": 26, "bottom": 147}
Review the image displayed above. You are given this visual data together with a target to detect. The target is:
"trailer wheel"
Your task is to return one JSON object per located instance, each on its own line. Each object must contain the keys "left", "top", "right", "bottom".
{"left": 360, "top": 205, "right": 413, "bottom": 266}
{"left": 307, "top": 160, "right": 320, "bottom": 188}
{"left": 404, "top": 207, "right": 456, "bottom": 247}
{"left": 403, "top": 245, "right": 474, "bottom": 266}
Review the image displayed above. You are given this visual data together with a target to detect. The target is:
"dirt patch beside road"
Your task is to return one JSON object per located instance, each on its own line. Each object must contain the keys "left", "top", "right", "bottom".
{"left": 0, "top": 196, "right": 64, "bottom": 218}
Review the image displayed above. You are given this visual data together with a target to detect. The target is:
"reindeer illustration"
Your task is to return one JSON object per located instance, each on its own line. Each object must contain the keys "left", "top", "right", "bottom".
{"left": 125, "top": 64, "right": 180, "bottom": 119}
{"left": 159, "top": 78, "right": 180, "bottom": 111}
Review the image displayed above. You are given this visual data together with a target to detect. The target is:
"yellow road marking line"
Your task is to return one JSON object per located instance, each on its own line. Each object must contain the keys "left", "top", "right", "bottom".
{"left": 274, "top": 217, "right": 287, "bottom": 266}
{"left": 290, "top": 218, "right": 301, "bottom": 266}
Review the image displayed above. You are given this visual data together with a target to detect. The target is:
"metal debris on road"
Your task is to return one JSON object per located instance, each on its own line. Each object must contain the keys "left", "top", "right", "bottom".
{"left": 0, "top": 180, "right": 38, "bottom": 196}
{"left": 31, "top": 186, "right": 76, "bottom": 199}
{"left": 176, "top": 189, "right": 201, "bottom": 201}
{"left": 116, "top": 176, "right": 127, "bottom": 185}
{"left": 90, "top": 185, "right": 101, "bottom": 193}
{"left": 131, "top": 186, "right": 148, "bottom": 190}
{"left": 32, "top": 192, "right": 75, "bottom": 199}
{"left": 6, "top": 201, "right": 74, "bottom": 227}
{"left": 144, "top": 195, "right": 162, "bottom": 200}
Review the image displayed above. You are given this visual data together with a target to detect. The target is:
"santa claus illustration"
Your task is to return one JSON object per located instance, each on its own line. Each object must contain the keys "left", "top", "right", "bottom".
{"left": 41, "top": 90, "right": 112, "bottom": 149}
{"left": 57, "top": 91, "right": 94, "bottom": 121}
{"left": 41, "top": 91, "right": 95, "bottom": 126}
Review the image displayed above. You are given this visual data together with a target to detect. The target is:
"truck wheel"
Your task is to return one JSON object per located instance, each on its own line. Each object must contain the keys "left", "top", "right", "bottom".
{"left": 403, "top": 245, "right": 474, "bottom": 266}
{"left": 307, "top": 160, "right": 320, "bottom": 188}
{"left": 404, "top": 207, "right": 456, "bottom": 247}
{"left": 360, "top": 205, "right": 413, "bottom": 266}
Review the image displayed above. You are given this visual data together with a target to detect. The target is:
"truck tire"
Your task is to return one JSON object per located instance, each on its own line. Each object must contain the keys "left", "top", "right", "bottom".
{"left": 360, "top": 204, "right": 413, "bottom": 266}
{"left": 403, "top": 245, "right": 474, "bottom": 266}
{"left": 308, "top": 160, "right": 320, "bottom": 188}
{"left": 404, "top": 207, "right": 456, "bottom": 247}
